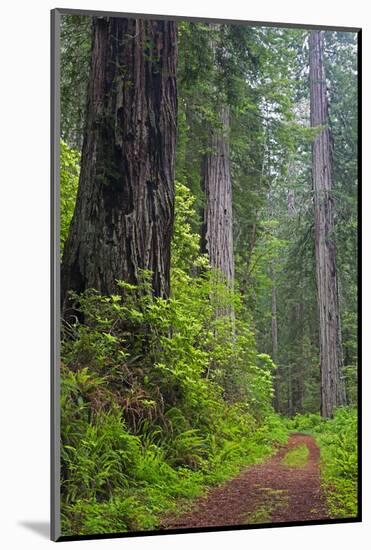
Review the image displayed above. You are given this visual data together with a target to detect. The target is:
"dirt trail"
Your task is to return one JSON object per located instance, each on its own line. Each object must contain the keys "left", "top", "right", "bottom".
{"left": 162, "top": 434, "right": 330, "bottom": 529}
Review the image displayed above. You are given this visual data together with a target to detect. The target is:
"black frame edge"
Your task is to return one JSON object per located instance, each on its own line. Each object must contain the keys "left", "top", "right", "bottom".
{"left": 56, "top": 516, "right": 362, "bottom": 542}
{"left": 356, "top": 27, "right": 362, "bottom": 523}
{"left": 51, "top": 7, "right": 61, "bottom": 543}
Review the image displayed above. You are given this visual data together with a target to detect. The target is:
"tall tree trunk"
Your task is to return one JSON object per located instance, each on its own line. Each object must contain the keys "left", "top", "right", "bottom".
{"left": 309, "top": 30, "right": 346, "bottom": 417}
{"left": 271, "top": 268, "right": 279, "bottom": 410}
{"left": 200, "top": 24, "right": 234, "bottom": 292}
{"left": 240, "top": 222, "right": 256, "bottom": 298}
{"left": 271, "top": 269, "right": 278, "bottom": 364}
{"left": 200, "top": 103, "right": 235, "bottom": 396}
{"left": 287, "top": 365, "right": 293, "bottom": 417}
{"left": 292, "top": 302, "right": 305, "bottom": 414}
{"left": 61, "top": 17, "right": 177, "bottom": 309}
{"left": 201, "top": 105, "right": 235, "bottom": 287}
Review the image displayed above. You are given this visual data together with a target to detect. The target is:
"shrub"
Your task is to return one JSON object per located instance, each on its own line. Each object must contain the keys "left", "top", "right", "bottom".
{"left": 314, "top": 407, "right": 358, "bottom": 518}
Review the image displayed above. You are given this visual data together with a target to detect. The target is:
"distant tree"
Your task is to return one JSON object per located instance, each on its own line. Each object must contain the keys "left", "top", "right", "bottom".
{"left": 202, "top": 104, "right": 235, "bottom": 287}
{"left": 199, "top": 25, "right": 236, "bottom": 322}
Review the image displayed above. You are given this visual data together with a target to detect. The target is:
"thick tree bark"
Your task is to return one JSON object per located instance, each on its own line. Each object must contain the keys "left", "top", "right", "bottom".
{"left": 61, "top": 17, "right": 177, "bottom": 309}
{"left": 309, "top": 30, "right": 346, "bottom": 418}
{"left": 201, "top": 105, "right": 235, "bottom": 287}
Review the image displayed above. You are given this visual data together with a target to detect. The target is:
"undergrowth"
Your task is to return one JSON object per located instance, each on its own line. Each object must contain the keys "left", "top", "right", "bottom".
{"left": 60, "top": 281, "right": 288, "bottom": 535}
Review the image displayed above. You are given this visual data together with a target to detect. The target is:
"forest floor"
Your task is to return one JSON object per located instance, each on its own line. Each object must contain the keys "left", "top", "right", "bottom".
{"left": 161, "top": 434, "right": 331, "bottom": 529}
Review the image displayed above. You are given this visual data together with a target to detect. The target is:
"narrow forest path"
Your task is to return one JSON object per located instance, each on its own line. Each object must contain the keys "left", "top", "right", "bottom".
{"left": 162, "top": 434, "right": 330, "bottom": 529}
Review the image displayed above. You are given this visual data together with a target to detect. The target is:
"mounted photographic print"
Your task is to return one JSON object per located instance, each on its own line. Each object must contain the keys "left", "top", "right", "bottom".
{"left": 51, "top": 8, "right": 361, "bottom": 541}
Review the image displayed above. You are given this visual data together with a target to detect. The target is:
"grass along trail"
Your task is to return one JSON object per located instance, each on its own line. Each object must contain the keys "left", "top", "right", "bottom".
{"left": 162, "top": 434, "right": 330, "bottom": 529}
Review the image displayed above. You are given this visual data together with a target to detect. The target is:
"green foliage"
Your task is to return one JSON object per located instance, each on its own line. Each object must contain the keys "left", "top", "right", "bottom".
{"left": 62, "top": 495, "right": 148, "bottom": 535}
{"left": 60, "top": 140, "right": 79, "bottom": 252}
{"left": 314, "top": 407, "right": 358, "bottom": 518}
{"left": 171, "top": 181, "right": 207, "bottom": 272}
{"left": 61, "top": 404, "right": 141, "bottom": 502}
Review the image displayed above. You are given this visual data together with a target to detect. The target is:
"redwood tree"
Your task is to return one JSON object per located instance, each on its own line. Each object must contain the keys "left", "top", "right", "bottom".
{"left": 61, "top": 17, "right": 177, "bottom": 308}
{"left": 309, "top": 30, "right": 346, "bottom": 417}
{"left": 202, "top": 105, "right": 235, "bottom": 287}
